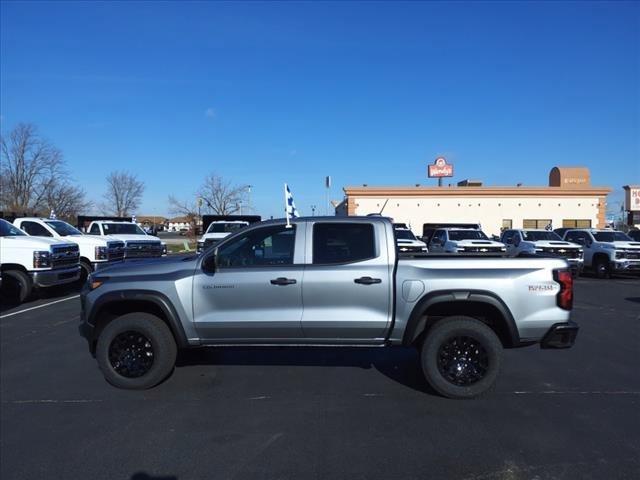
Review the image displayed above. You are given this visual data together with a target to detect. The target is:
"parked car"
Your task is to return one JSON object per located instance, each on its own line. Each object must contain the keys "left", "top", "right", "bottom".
{"left": 13, "top": 217, "right": 124, "bottom": 282}
{"left": 86, "top": 221, "right": 167, "bottom": 258}
{"left": 428, "top": 228, "right": 506, "bottom": 253}
{"left": 501, "top": 229, "right": 583, "bottom": 275}
{"left": 562, "top": 229, "right": 640, "bottom": 278}
{"left": 0, "top": 218, "right": 80, "bottom": 303}
{"left": 197, "top": 220, "right": 249, "bottom": 253}
{"left": 80, "top": 216, "right": 577, "bottom": 399}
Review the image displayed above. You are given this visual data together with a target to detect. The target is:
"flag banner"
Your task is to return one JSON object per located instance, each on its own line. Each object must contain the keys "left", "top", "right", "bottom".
{"left": 285, "top": 184, "right": 299, "bottom": 218}
{"left": 284, "top": 183, "right": 299, "bottom": 228}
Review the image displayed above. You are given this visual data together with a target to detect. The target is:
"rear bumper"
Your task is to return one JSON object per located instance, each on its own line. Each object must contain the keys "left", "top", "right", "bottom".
{"left": 540, "top": 321, "right": 579, "bottom": 349}
{"left": 30, "top": 266, "right": 81, "bottom": 288}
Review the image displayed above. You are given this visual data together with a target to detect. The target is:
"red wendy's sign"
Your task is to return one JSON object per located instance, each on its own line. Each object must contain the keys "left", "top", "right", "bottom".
{"left": 428, "top": 157, "right": 453, "bottom": 178}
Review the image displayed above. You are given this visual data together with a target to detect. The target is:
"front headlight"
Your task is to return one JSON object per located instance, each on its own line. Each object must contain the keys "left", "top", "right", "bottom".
{"left": 95, "top": 246, "right": 108, "bottom": 260}
{"left": 33, "top": 250, "right": 51, "bottom": 268}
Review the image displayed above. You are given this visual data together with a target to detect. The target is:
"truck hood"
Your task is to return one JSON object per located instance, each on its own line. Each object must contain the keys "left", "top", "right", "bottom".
{"left": 105, "top": 234, "right": 162, "bottom": 243}
{"left": 61, "top": 234, "right": 119, "bottom": 247}
{"left": 95, "top": 254, "right": 197, "bottom": 277}
{"left": 0, "top": 236, "right": 76, "bottom": 249}
{"left": 604, "top": 241, "right": 640, "bottom": 249}
{"left": 451, "top": 239, "right": 505, "bottom": 248}
{"left": 523, "top": 240, "right": 581, "bottom": 249}
{"left": 396, "top": 239, "right": 427, "bottom": 248}
{"left": 201, "top": 232, "right": 230, "bottom": 241}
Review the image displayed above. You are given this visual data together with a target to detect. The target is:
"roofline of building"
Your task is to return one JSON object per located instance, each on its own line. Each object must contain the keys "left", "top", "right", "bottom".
{"left": 343, "top": 186, "right": 612, "bottom": 197}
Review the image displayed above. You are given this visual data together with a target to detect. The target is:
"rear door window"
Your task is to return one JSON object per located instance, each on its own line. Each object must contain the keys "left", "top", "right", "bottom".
{"left": 313, "top": 223, "right": 376, "bottom": 264}
{"left": 20, "top": 221, "right": 52, "bottom": 237}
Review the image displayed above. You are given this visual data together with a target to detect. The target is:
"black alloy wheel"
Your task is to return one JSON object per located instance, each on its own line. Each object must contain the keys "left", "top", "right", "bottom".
{"left": 437, "top": 335, "right": 489, "bottom": 386}
{"left": 108, "top": 331, "right": 155, "bottom": 378}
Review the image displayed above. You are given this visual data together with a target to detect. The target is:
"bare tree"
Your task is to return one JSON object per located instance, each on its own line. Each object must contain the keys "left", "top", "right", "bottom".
{"left": 102, "top": 171, "right": 145, "bottom": 216}
{"left": 45, "top": 181, "right": 93, "bottom": 221}
{"left": 168, "top": 195, "right": 199, "bottom": 241}
{"left": 198, "top": 173, "right": 247, "bottom": 215}
{"left": 1, "top": 123, "right": 90, "bottom": 216}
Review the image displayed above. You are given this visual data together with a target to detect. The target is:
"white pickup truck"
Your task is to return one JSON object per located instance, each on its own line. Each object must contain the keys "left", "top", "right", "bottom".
{"left": 86, "top": 221, "right": 167, "bottom": 259}
{"left": 501, "top": 229, "right": 583, "bottom": 274}
{"left": 0, "top": 219, "right": 81, "bottom": 303}
{"left": 197, "top": 220, "right": 249, "bottom": 253}
{"left": 13, "top": 217, "right": 125, "bottom": 281}
{"left": 428, "top": 228, "right": 506, "bottom": 254}
{"left": 562, "top": 229, "right": 640, "bottom": 278}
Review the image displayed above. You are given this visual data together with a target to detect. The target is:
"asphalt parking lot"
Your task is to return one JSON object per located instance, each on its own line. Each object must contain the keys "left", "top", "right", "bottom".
{"left": 1, "top": 276, "right": 639, "bottom": 480}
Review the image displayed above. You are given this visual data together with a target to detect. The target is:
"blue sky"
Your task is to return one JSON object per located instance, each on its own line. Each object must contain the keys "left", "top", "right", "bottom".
{"left": 1, "top": 1, "right": 638, "bottom": 218}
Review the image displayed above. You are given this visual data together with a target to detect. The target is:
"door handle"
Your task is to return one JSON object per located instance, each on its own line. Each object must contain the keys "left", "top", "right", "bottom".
{"left": 270, "top": 277, "right": 297, "bottom": 286}
{"left": 354, "top": 276, "right": 382, "bottom": 285}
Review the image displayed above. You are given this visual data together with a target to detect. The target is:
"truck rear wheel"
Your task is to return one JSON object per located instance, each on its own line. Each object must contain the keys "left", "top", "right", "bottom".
{"left": 96, "top": 313, "right": 177, "bottom": 389}
{"left": 1, "top": 270, "right": 32, "bottom": 304}
{"left": 420, "top": 316, "right": 502, "bottom": 399}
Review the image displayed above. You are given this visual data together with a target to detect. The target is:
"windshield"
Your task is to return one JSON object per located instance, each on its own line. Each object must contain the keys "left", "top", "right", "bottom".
{"left": 207, "top": 222, "right": 247, "bottom": 234}
{"left": 395, "top": 230, "right": 417, "bottom": 240}
{"left": 102, "top": 223, "right": 146, "bottom": 235}
{"left": 0, "top": 219, "right": 27, "bottom": 237}
{"left": 448, "top": 230, "right": 488, "bottom": 241}
{"left": 522, "top": 230, "right": 562, "bottom": 241}
{"left": 45, "top": 220, "right": 82, "bottom": 236}
{"left": 593, "top": 231, "right": 632, "bottom": 242}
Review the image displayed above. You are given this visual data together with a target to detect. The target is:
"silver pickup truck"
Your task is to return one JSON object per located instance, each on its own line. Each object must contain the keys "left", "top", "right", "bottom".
{"left": 79, "top": 216, "right": 578, "bottom": 399}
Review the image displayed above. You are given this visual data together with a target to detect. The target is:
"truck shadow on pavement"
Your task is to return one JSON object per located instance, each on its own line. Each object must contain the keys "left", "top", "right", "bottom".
{"left": 131, "top": 473, "right": 177, "bottom": 480}
{"left": 175, "top": 346, "right": 437, "bottom": 396}
{"left": 0, "top": 283, "right": 80, "bottom": 313}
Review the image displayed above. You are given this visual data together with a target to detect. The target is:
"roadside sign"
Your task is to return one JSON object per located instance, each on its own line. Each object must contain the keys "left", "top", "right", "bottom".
{"left": 428, "top": 157, "right": 454, "bottom": 178}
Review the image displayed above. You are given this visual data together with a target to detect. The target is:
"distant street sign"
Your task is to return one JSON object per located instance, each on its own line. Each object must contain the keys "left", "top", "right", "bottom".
{"left": 428, "top": 157, "right": 454, "bottom": 178}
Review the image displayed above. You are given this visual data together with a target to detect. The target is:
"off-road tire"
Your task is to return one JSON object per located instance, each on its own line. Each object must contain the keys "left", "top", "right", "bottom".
{"left": 96, "top": 312, "right": 177, "bottom": 389}
{"left": 420, "top": 316, "right": 502, "bottom": 399}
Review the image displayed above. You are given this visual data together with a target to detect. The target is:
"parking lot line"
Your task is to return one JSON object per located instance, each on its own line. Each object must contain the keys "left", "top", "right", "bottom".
{"left": 0, "top": 295, "right": 80, "bottom": 319}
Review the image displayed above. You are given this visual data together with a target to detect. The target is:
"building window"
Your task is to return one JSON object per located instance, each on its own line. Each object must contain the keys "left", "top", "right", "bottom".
{"left": 502, "top": 219, "right": 512, "bottom": 230}
{"left": 562, "top": 219, "right": 592, "bottom": 228}
{"left": 523, "top": 219, "right": 552, "bottom": 229}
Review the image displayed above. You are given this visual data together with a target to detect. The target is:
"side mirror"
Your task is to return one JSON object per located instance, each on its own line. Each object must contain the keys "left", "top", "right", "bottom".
{"left": 202, "top": 252, "right": 217, "bottom": 273}
{"left": 585, "top": 238, "right": 593, "bottom": 247}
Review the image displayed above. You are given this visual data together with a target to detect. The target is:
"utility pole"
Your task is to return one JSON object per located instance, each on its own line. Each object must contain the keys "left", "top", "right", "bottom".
{"left": 325, "top": 176, "right": 331, "bottom": 215}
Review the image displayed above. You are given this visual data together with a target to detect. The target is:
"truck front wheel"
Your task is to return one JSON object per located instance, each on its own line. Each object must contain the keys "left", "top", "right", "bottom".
{"left": 593, "top": 256, "right": 611, "bottom": 279}
{"left": 96, "top": 313, "right": 177, "bottom": 389}
{"left": 420, "top": 316, "right": 502, "bottom": 399}
{"left": 1, "top": 270, "right": 33, "bottom": 304}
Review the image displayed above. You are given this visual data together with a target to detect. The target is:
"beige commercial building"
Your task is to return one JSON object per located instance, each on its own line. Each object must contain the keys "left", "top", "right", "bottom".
{"left": 337, "top": 167, "right": 611, "bottom": 237}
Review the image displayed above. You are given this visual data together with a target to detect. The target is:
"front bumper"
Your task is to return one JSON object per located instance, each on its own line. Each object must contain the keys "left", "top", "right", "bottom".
{"left": 31, "top": 265, "right": 81, "bottom": 288}
{"left": 540, "top": 321, "right": 579, "bottom": 349}
{"left": 612, "top": 260, "right": 640, "bottom": 271}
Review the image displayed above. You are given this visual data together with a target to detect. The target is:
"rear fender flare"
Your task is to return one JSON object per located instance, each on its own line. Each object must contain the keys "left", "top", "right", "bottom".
{"left": 402, "top": 290, "right": 520, "bottom": 347}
